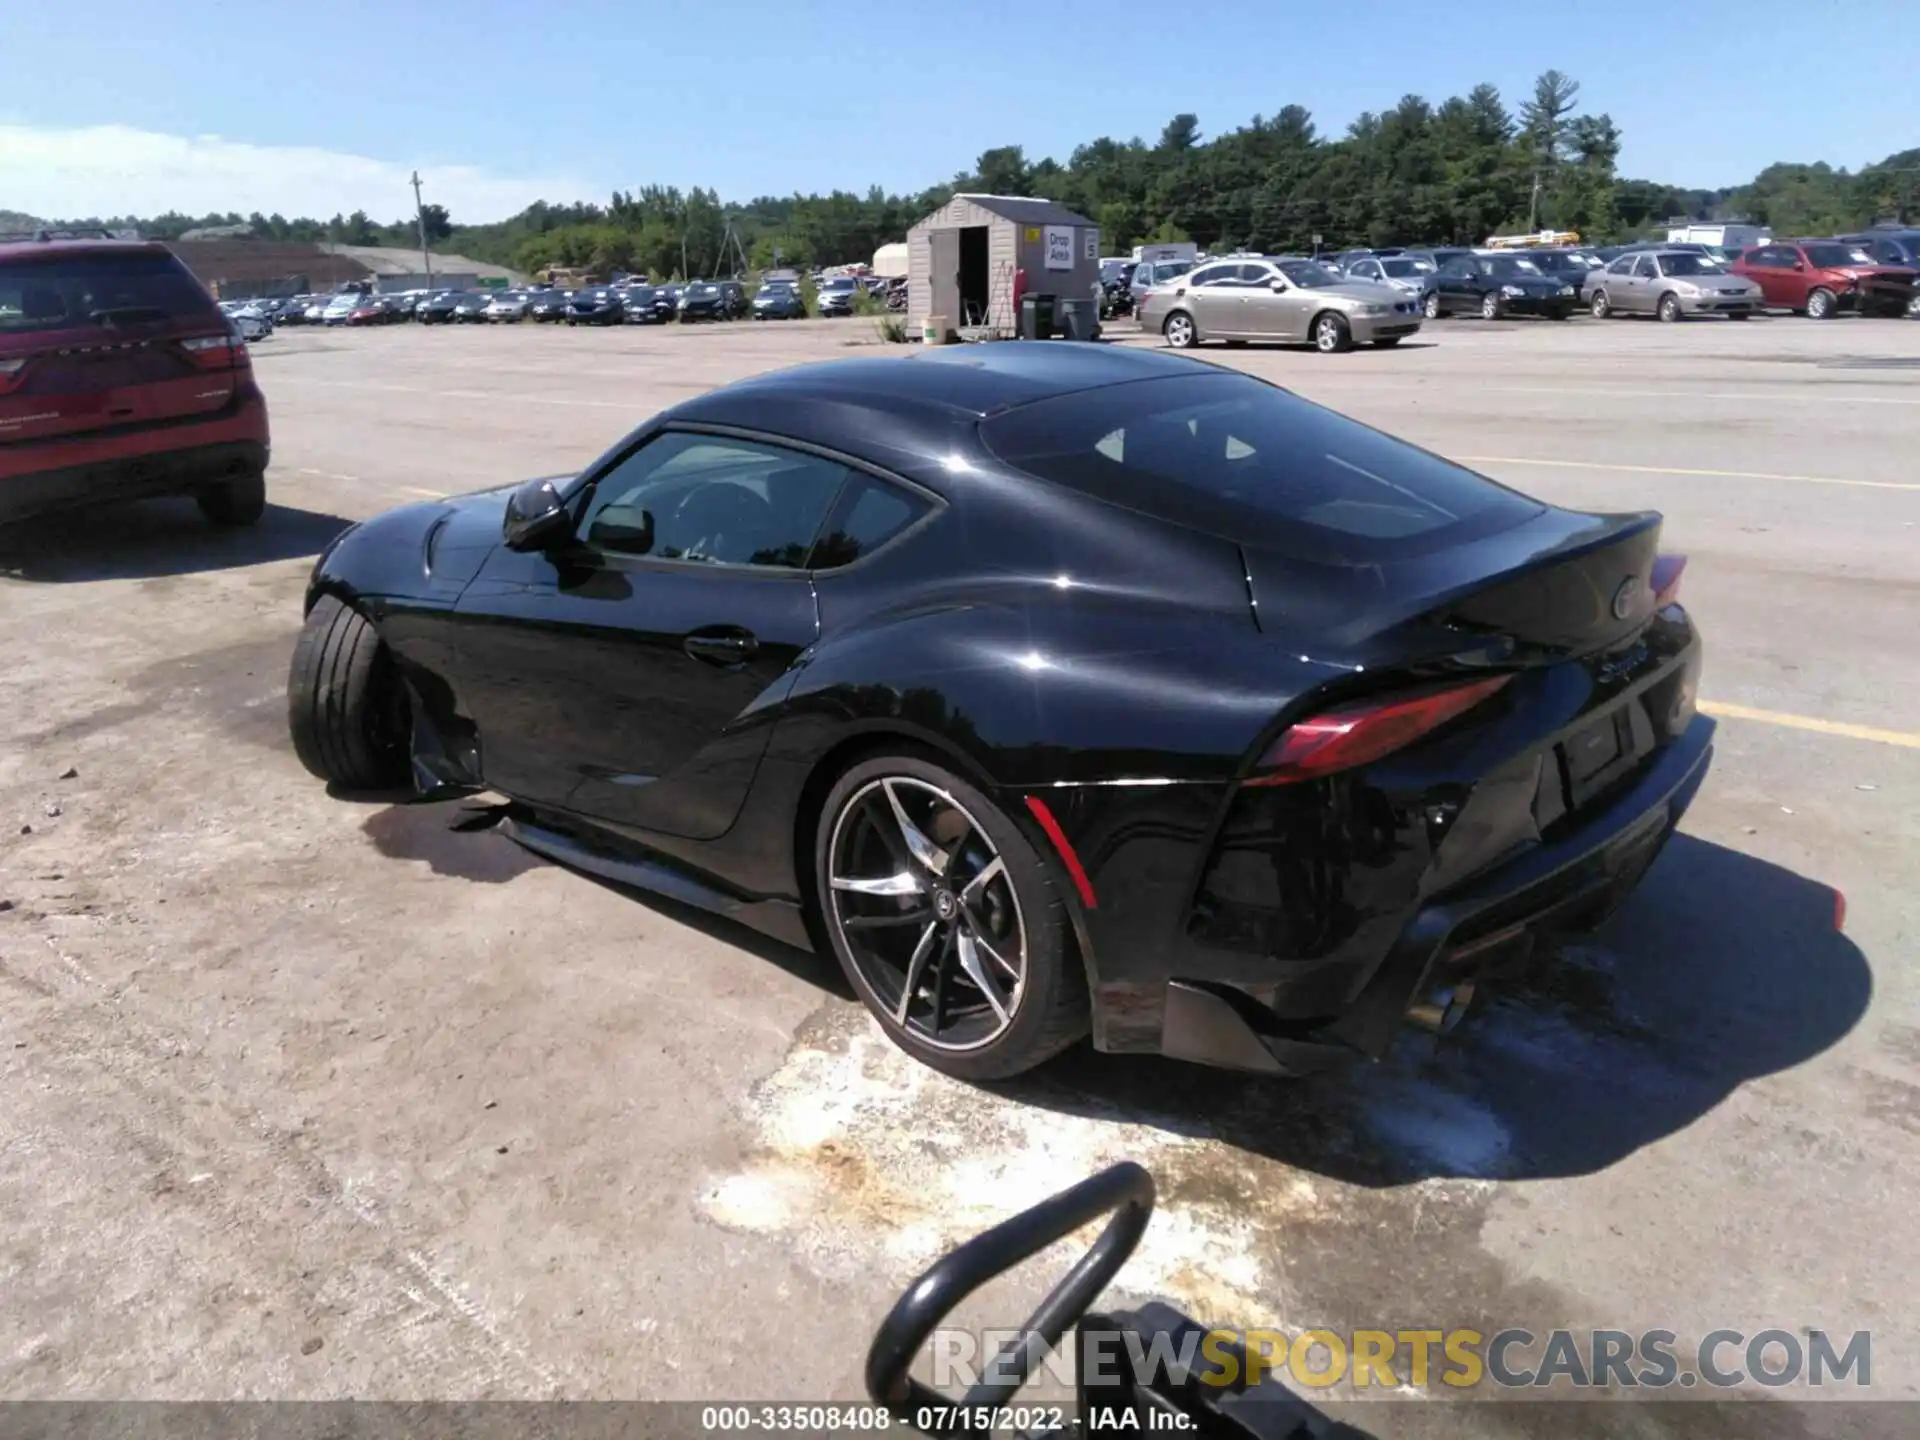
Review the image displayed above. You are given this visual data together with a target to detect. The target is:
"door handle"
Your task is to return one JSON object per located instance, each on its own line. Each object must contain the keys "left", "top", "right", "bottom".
{"left": 684, "top": 629, "right": 759, "bottom": 666}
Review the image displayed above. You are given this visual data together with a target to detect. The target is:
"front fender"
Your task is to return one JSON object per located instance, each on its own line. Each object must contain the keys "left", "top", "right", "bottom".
{"left": 304, "top": 488, "right": 514, "bottom": 616}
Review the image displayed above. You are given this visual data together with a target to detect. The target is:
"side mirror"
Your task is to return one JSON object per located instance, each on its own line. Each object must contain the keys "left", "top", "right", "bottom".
{"left": 502, "top": 476, "right": 572, "bottom": 551}
{"left": 1792, "top": 261, "right": 1805, "bottom": 271}
{"left": 1269, "top": 278, "right": 1288, "bottom": 292}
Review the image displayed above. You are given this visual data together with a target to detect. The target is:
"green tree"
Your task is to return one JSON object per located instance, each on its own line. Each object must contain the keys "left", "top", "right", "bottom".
{"left": 1519, "top": 70, "right": 1581, "bottom": 229}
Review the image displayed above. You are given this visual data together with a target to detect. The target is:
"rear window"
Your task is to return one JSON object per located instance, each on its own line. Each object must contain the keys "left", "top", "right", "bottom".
{"left": 0, "top": 251, "right": 213, "bottom": 335}
{"left": 979, "top": 372, "right": 1544, "bottom": 561}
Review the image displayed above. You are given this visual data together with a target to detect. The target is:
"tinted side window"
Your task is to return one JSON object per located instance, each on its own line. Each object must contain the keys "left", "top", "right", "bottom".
{"left": 580, "top": 432, "right": 846, "bottom": 569}
{"left": 982, "top": 372, "right": 1544, "bottom": 562}
{"left": 1187, "top": 264, "right": 1235, "bottom": 287}
{"left": 809, "top": 475, "right": 932, "bottom": 569}
{"left": 1606, "top": 256, "right": 1635, "bottom": 275}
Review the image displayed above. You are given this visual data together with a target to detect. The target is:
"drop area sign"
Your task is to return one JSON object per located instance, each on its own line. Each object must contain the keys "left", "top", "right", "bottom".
{"left": 1043, "top": 225, "right": 1074, "bottom": 271}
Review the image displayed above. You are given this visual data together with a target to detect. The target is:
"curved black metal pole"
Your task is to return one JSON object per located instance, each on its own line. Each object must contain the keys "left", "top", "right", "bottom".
{"left": 865, "top": 1162, "right": 1156, "bottom": 1432}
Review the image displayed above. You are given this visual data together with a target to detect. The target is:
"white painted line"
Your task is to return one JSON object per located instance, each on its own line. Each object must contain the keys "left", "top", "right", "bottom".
{"left": 1455, "top": 455, "right": 1920, "bottom": 493}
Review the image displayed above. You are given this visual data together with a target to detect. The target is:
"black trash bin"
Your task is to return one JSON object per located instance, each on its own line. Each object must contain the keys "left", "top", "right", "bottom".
{"left": 1056, "top": 298, "right": 1097, "bottom": 342}
{"left": 1019, "top": 293, "right": 1057, "bottom": 340}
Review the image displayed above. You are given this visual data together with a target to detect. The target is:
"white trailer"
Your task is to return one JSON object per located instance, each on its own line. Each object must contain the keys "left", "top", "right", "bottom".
{"left": 1130, "top": 242, "right": 1198, "bottom": 265}
{"left": 1666, "top": 223, "right": 1770, "bottom": 251}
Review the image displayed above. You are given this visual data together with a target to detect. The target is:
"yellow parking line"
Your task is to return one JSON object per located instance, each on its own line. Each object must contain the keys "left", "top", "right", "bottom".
{"left": 1699, "top": 701, "right": 1920, "bottom": 750}
{"left": 1455, "top": 455, "right": 1920, "bottom": 492}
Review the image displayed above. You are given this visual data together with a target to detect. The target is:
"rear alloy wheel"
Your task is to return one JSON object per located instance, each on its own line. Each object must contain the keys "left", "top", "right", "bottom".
{"left": 1313, "top": 312, "right": 1353, "bottom": 353}
{"left": 197, "top": 469, "right": 266, "bottom": 526}
{"left": 1423, "top": 291, "right": 1442, "bottom": 319}
{"left": 1162, "top": 311, "right": 1197, "bottom": 349}
{"left": 1480, "top": 291, "right": 1504, "bottom": 320}
{"left": 1806, "top": 287, "right": 1837, "bottom": 320}
{"left": 1590, "top": 290, "right": 1612, "bottom": 318}
{"left": 1657, "top": 292, "right": 1684, "bottom": 323}
{"left": 287, "top": 595, "right": 412, "bottom": 791}
{"left": 816, "top": 756, "right": 1087, "bottom": 1080}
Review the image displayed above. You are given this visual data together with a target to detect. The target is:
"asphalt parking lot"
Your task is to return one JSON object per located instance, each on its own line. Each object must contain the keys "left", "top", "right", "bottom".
{"left": 2, "top": 313, "right": 1916, "bottom": 1432}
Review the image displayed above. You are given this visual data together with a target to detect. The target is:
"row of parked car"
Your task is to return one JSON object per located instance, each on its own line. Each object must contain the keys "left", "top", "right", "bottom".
{"left": 1107, "top": 224, "right": 1920, "bottom": 351}
{"left": 219, "top": 271, "right": 907, "bottom": 337}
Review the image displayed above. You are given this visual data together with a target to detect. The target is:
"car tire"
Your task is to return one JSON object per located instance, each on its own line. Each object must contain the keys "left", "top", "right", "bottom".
{"left": 1423, "top": 291, "right": 1442, "bottom": 319}
{"left": 1162, "top": 311, "right": 1198, "bottom": 349}
{"left": 197, "top": 469, "right": 266, "bottom": 527}
{"left": 1590, "top": 290, "right": 1612, "bottom": 318}
{"left": 1313, "top": 312, "right": 1353, "bottom": 353}
{"left": 1657, "top": 292, "right": 1684, "bottom": 323}
{"left": 1806, "top": 287, "right": 1836, "bottom": 320}
{"left": 1480, "top": 291, "right": 1504, "bottom": 320}
{"left": 814, "top": 753, "right": 1088, "bottom": 1080}
{"left": 286, "top": 595, "right": 411, "bottom": 791}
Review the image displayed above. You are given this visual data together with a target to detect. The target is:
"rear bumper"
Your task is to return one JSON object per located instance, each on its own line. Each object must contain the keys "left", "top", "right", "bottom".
{"left": 1156, "top": 715, "right": 1715, "bottom": 1074}
{"left": 1, "top": 387, "right": 270, "bottom": 523}
{"left": 0, "top": 437, "right": 269, "bottom": 523}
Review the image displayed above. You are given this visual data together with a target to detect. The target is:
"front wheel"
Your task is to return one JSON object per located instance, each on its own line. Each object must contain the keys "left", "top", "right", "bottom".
{"left": 1806, "top": 287, "right": 1837, "bottom": 320}
{"left": 1657, "top": 292, "right": 1684, "bottom": 323}
{"left": 1313, "top": 312, "right": 1353, "bottom": 353}
{"left": 1590, "top": 290, "right": 1612, "bottom": 318}
{"left": 197, "top": 469, "right": 266, "bottom": 526}
{"left": 286, "top": 595, "right": 411, "bottom": 791}
{"left": 815, "top": 755, "right": 1088, "bottom": 1080}
{"left": 1423, "top": 291, "right": 1442, "bottom": 319}
{"left": 1480, "top": 291, "right": 1504, "bottom": 320}
{"left": 1162, "top": 311, "right": 1197, "bottom": 349}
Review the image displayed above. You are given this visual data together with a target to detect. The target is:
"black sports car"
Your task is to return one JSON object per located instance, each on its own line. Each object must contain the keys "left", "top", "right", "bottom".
{"left": 287, "top": 344, "right": 1712, "bottom": 1081}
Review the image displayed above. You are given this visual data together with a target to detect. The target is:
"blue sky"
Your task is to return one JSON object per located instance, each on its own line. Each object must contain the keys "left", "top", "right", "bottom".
{"left": 2, "top": 0, "right": 1907, "bottom": 223}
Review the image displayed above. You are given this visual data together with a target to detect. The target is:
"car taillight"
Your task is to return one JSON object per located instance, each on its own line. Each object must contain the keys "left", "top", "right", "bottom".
{"left": 0, "top": 357, "right": 28, "bottom": 395}
{"left": 1246, "top": 675, "right": 1512, "bottom": 787}
{"left": 180, "top": 333, "right": 242, "bottom": 369}
{"left": 1652, "top": 553, "right": 1687, "bottom": 607}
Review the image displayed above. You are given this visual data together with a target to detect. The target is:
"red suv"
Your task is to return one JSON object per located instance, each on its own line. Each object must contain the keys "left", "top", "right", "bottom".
{"left": 1, "top": 230, "right": 270, "bottom": 526}
{"left": 1732, "top": 239, "right": 1918, "bottom": 319}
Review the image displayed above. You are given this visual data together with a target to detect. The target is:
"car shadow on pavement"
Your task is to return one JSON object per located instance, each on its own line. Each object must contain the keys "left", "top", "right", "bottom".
{"left": 1006, "top": 833, "right": 1872, "bottom": 1187}
{"left": 355, "top": 798, "right": 854, "bottom": 997}
{"left": 0, "top": 497, "right": 353, "bottom": 583}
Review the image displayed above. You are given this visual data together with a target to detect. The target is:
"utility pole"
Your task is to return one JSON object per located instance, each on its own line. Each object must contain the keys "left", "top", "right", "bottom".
{"left": 1526, "top": 172, "right": 1543, "bottom": 234}
{"left": 411, "top": 170, "right": 435, "bottom": 289}
{"left": 680, "top": 233, "right": 689, "bottom": 282}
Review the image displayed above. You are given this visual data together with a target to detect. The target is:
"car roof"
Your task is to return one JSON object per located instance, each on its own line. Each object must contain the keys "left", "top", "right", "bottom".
{"left": 0, "top": 237, "right": 172, "bottom": 264}
{"left": 687, "top": 343, "right": 1220, "bottom": 423}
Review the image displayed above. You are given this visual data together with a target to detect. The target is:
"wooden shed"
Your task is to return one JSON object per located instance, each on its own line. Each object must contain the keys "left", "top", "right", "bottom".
{"left": 907, "top": 194, "right": 1100, "bottom": 339}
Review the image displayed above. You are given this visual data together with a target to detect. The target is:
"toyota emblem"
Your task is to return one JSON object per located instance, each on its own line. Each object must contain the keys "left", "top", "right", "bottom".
{"left": 1611, "top": 576, "right": 1641, "bottom": 621}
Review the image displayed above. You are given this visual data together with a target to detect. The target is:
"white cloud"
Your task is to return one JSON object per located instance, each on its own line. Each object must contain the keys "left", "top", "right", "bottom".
{"left": 0, "top": 123, "right": 605, "bottom": 224}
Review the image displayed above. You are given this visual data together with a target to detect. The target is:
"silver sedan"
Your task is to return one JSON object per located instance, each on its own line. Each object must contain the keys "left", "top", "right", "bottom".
{"left": 1584, "top": 250, "right": 1763, "bottom": 321}
{"left": 1138, "top": 256, "right": 1423, "bottom": 353}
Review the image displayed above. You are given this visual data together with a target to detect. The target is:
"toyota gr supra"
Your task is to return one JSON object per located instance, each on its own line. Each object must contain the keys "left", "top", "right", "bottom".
{"left": 287, "top": 343, "right": 1712, "bottom": 1081}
